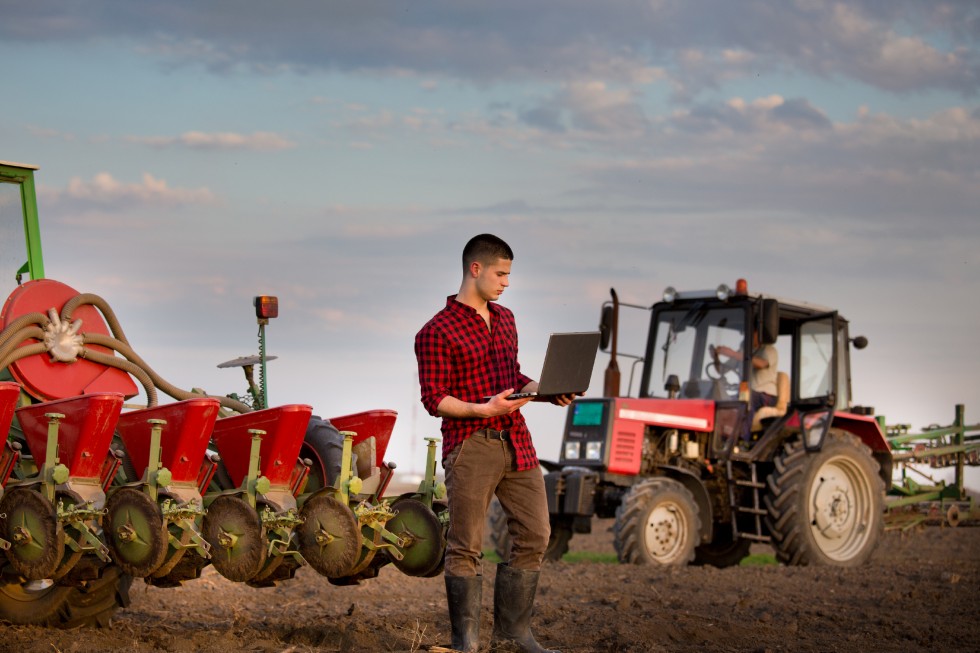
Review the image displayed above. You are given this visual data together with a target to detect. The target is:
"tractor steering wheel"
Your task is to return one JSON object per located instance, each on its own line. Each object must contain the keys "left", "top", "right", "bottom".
{"left": 706, "top": 345, "right": 740, "bottom": 386}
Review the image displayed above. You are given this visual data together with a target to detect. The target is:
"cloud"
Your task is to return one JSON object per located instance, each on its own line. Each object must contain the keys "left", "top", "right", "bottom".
{"left": 41, "top": 172, "right": 216, "bottom": 210}
{"left": 129, "top": 131, "right": 295, "bottom": 151}
{"left": 2, "top": 2, "right": 975, "bottom": 95}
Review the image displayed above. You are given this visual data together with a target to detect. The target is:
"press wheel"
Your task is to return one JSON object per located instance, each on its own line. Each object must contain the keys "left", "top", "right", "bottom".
{"left": 297, "top": 494, "right": 362, "bottom": 578}
{"left": 0, "top": 489, "right": 65, "bottom": 580}
{"left": 387, "top": 498, "right": 446, "bottom": 577}
{"left": 203, "top": 495, "right": 267, "bottom": 582}
{"left": 104, "top": 488, "right": 169, "bottom": 578}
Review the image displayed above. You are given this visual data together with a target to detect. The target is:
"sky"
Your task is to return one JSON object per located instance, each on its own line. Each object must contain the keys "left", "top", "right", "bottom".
{"left": 1, "top": 1, "right": 978, "bottom": 490}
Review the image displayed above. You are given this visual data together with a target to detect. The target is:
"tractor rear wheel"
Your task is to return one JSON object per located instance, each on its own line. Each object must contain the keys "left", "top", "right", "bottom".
{"left": 485, "top": 498, "right": 571, "bottom": 563}
{"left": 764, "top": 430, "right": 884, "bottom": 566}
{"left": 0, "top": 565, "right": 131, "bottom": 627}
{"left": 613, "top": 478, "right": 700, "bottom": 566}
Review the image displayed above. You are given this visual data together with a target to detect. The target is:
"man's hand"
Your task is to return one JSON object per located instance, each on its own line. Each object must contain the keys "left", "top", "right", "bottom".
{"left": 716, "top": 345, "right": 738, "bottom": 359}
{"left": 484, "top": 388, "right": 534, "bottom": 416}
{"left": 533, "top": 392, "right": 581, "bottom": 407}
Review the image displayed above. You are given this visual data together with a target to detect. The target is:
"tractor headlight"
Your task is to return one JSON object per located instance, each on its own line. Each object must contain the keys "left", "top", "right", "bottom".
{"left": 663, "top": 286, "right": 677, "bottom": 303}
{"left": 564, "top": 441, "right": 581, "bottom": 460}
{"left": 585, "top": 441, "right": 603, "bottom": 460}
{"left": 716, "top": 284, "right": 732, "bottom": 301}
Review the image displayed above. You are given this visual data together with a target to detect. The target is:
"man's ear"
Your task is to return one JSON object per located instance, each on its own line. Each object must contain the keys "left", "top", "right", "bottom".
{"left": 469, "top": 261, "right": 482, "bottom": 278}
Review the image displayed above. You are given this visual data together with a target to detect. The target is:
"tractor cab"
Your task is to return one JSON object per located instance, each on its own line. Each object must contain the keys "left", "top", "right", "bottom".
{"left": 637, "top": 280, "right": 864, "bottom": 412}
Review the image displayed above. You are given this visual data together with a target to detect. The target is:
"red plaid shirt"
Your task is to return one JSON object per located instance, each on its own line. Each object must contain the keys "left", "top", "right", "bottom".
{"left": 415, "top": 296, "right": 537, "bottom": 470}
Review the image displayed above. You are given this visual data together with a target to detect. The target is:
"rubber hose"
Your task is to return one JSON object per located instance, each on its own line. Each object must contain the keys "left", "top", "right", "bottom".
{"left": 0, "top": 312, "right": 49, "bottom": 349}
{"left": 79, "top": 348, "right": 159, "bottom": 407}
{"left": 82, "top": 334, "right": 251, "bottom": 414}
{"left": 63, "top": 294, "right": 251, "bottom": 414}
{"left": 0, "top": 326, "right": 46, "bottom": 370}
{"left": 61, "top": 293, "right": 132, "bottom": 348}
{"left": 0, "top": 342, "right": 48, "bottom": 375}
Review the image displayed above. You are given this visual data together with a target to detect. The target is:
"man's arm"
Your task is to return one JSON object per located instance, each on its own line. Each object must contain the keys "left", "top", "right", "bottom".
{"left": 437, "top": 391, "right": 533, "bottom": 419}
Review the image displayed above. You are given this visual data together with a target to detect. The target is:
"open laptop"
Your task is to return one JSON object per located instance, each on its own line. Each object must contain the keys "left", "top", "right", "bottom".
{"left": 488, "top": 331, "right": 601, "bottom": 400}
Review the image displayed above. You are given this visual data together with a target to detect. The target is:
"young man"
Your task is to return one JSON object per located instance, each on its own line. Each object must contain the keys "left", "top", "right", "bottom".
{"left": 415, "top": 234, "right": 572, "bottom": 653}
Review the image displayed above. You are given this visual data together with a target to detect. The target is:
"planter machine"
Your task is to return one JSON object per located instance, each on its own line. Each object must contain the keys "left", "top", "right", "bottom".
{"left": 0, "top": 161, "right": 448, "bottom": 626}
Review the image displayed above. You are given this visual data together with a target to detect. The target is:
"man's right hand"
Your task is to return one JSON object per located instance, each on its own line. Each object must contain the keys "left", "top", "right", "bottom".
{"left": 484, "top": 388, "right": 534, "bottom": 416}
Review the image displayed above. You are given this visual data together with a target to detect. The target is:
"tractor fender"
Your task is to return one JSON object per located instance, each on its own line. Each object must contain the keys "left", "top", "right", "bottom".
{"left": 653, "top": 465, "right": 714, "bottom": 544}
{"left": 831, "top": 411, "right": 893, "bottom": 486}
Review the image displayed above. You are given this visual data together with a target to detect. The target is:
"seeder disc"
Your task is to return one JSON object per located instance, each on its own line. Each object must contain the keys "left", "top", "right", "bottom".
{"left": 0, "top": 489, "right": 65, "bottom": 580}
{"left": 104, "top": 488, "right": 169, "bottom": 578}
{"left": 297, "top": 494, "right": 362, "bottom": 578}
{"left": 202, "top": 495, "right": 268, "bottom": 582}
{"left": 387, "top": 498, "right": 446, "bottom": 577}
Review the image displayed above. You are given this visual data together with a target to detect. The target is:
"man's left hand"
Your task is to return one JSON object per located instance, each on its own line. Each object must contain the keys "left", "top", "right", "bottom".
{"left": 537, "top": 393, "right": 580, "bottom": 407}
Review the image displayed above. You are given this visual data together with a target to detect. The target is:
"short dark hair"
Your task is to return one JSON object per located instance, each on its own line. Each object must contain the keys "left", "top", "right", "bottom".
{"left": 462, "top": 234, "right": 513, "bottom": 271}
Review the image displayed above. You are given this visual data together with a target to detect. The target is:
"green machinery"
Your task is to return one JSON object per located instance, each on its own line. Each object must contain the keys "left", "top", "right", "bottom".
{"left": 884, "top": 404, "right": 980, "bottom": 529}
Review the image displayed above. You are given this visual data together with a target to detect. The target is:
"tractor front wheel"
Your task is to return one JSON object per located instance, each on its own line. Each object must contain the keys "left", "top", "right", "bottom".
{"left": 485, "top": 498, "right": 572, "bottom": 563}
{"left": 765, "top": 430, "right": 884, "bottom": 566}
{"left": 613, "top": 478, "right": 700, "bottom": 566}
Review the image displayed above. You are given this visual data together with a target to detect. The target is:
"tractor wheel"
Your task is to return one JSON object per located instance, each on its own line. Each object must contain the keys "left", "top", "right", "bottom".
{"left": 764, "top": 430, "right": 884, "bottom": 566}
{"left": 0, "top": 565, "right": 132, "bottom": 627}
{"left": 613, "top": 478, "right": 700, "bottom": 566}
{"left": 692, "top": 528, "right": 751, "bottom": 568}
{"left": 485, "top": 498, "right": 571, "bottom": 563}
{"left": 300, "top": 416, "right": 345, "bottom": 493}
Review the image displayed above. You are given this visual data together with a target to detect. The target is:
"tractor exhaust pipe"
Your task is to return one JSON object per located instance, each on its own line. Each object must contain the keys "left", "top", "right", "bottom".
{"left": 602, "top": 288, "right": 620, "bottom": 397}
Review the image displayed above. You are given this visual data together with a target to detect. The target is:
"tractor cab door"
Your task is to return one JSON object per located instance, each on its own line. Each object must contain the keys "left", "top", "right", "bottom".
{"left": 792, "top": 311, "right": 840, "bottom": 407}
{"left": 792, "top": 311, "right": 839, "bottom": 450}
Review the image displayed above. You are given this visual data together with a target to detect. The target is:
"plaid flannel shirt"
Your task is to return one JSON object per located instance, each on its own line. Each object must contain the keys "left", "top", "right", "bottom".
{"left": 415, "top": 296, "right": 537, "bottom": 470}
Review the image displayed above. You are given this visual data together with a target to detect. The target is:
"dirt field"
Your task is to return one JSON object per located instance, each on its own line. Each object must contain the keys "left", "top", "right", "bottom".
{"left": 1, "top": 519, "right": 977, "bottom": 653}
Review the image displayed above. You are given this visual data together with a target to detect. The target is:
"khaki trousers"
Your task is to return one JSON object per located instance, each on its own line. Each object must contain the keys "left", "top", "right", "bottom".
{"left": 443, "top": 432, "right": 550, "bottom": 577}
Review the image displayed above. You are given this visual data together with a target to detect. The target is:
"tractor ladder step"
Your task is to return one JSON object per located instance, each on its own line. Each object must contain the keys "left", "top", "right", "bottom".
{"left": 725, "top": 460, "right": 772, "bottom": 544}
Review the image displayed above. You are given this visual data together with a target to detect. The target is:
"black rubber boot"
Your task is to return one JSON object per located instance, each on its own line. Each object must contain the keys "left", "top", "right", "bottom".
{"left": 491, "top": 564, "right": 559, "bottom": 653}
{"left": 445, "top": 574, "right": 482, "bottom": 653}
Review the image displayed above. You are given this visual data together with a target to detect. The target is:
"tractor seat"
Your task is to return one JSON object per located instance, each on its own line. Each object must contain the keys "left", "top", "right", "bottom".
{"left": 752, "top": 371, "right": 790, "bottom": 431}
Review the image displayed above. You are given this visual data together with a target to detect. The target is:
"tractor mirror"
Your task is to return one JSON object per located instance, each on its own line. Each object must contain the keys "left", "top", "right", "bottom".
{"left": 599, "top": 305, "right": 614, "bottom": 351}
{"left": 851, "top": 335, "right": 868, "bottom": 350}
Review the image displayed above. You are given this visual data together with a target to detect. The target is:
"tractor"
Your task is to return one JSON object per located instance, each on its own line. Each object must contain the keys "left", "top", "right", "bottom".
{"left": 0, "top": 160, "right": 448, "bottom": 626}
{"left": 489, "top": 281, "right": 891, "bottom": 568}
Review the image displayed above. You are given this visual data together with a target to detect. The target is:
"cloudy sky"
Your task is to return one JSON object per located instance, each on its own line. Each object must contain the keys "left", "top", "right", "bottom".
{"left": 2, "top": 2, "right": 978, "bottom": 487}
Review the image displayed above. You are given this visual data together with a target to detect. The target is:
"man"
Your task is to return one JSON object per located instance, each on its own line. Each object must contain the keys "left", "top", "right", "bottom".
{"left": 717, "top": 330, "right": 778, "bottom": 439}
{"left": 415, "top": 234, "right": 572, "bottom": 653}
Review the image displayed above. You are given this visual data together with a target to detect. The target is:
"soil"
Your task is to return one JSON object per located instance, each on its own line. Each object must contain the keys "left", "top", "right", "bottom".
{"left": 1, "top": 519, "right": 977, "bottom": 653}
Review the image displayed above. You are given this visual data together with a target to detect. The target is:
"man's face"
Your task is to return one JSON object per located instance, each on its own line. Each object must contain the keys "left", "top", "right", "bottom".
{"left": 474, "top": 257, "right": 512, "bottom": 302}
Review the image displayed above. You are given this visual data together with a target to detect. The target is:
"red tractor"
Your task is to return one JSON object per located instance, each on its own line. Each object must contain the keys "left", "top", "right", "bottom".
{"left": 491, "top": 281, "right": 891, "bottom": 567}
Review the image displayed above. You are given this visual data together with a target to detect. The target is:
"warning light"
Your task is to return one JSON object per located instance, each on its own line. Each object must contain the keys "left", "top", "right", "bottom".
{"left": 253, "top": 295, "right": 279, "bottom": 320}
{"left": 735, "top": 278, "right": 748, "bottom": 295}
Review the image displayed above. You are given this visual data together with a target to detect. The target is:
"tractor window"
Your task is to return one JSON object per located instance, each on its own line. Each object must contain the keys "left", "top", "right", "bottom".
{"left": 646, "top": 306, "right": 745, "bottom": 400}
{"left": 797, "top": 316, "right": 836, "bottom": 402}
{"left": 0, "top": 182, "right": 26, "bottom": 298}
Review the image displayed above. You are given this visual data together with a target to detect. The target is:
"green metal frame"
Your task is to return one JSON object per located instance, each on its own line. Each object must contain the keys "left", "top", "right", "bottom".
{"left": 884, "top": 404, "right": 980, "bottom": 529}
{"left": 0, "top": 161, "right": 45, "bottom": 281}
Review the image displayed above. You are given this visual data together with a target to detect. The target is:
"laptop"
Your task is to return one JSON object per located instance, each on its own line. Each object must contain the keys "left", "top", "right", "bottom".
{"left": 488, "top": 331, "right": 601, "bottom": 400}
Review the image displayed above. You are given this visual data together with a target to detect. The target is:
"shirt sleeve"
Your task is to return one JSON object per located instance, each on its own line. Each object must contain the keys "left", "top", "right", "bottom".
{"left": 415, "top": 324, "right": 452, "bottom": 417}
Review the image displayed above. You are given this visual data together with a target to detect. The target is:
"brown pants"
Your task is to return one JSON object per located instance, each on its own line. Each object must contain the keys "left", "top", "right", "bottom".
{"left": 443, "top": 432, "right": 551, "bottom": 577}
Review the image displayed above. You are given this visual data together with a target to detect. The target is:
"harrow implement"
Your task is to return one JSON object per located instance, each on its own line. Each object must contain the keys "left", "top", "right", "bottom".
{"left": 884, "top": 404, "right": 980, "bottom": 530}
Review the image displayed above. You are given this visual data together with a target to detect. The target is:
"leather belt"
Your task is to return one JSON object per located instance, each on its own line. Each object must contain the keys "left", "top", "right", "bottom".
{"left": 472, "top": 428, "right": 510, "bottom": 440}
